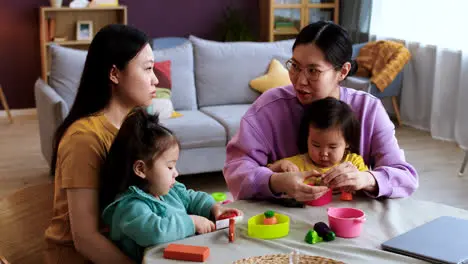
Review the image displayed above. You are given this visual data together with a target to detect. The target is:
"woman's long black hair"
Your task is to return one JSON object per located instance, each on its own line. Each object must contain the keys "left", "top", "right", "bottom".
{"left": 99, "top": 108, "right": 179, "bottom": 212}
{"left": 50, "top": 24, "right": 150, "bottom": 176}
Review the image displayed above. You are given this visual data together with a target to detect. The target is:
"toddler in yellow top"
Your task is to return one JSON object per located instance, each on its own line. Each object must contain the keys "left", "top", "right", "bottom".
{"left": 268, "top": 97, "right": 368, "bottom": 200}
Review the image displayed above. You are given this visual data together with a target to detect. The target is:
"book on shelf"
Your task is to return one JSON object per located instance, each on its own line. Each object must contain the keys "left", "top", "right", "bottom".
{"left": 53, "top": 37, "right": 67, "bottom": 42}
{"left": 48, "top": 18, "right": 56, "bottom": 41}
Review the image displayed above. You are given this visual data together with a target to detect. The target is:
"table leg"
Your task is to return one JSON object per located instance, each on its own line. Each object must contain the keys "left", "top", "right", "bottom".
{"left": 459, "top": 150, "right": 468, "bottom": 176}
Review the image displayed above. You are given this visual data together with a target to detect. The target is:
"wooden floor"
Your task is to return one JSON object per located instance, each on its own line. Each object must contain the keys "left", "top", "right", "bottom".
{"left": 0, "top": 114, "right": 51, "bottom": 198}
{"left": 1, "top": 113, "right": 467, "bottom": 209}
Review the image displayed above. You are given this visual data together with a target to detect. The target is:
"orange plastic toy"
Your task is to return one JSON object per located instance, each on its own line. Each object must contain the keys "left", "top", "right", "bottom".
{"left": 263, "top": 210, "right": 278, "bottom": 225}
{"left": 163, "top": 243, "right": 210, "bottom": 262}
{"left": 340, "top": 191, "right": 353, "bottom": 201}
{"left": 229, "top": 218, "right": 235, "bottom": 242}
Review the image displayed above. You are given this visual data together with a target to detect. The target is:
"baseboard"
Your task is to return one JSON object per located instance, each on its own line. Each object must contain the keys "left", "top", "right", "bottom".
{"left": 0, "top": 108, "right": 36, "bottom": 117}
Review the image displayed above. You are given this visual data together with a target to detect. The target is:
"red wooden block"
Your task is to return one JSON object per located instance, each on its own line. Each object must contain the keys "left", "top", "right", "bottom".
{"left": 218, "top": 211, "right": 238, "bottom": 220}
{"left": 229, "top": 218, "right": 235, "bottom": 242}
{"left": 163, "top": 243, "right": 210, "bottom": 262}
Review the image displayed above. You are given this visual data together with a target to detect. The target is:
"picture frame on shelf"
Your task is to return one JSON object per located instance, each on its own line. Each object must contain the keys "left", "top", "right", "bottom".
{"left": 76, "top": 20, "right": 93, "bottom": 40}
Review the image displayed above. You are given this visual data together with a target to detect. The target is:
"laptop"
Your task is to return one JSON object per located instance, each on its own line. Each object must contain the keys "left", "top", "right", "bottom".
{"left": 381, "top": 216, "right": 468, "bottom": 264}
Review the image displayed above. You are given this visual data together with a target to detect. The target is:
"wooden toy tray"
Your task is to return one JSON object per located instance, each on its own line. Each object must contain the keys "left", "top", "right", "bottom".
{"left": 232, "top": 253, "right": 344, "bottom": 264}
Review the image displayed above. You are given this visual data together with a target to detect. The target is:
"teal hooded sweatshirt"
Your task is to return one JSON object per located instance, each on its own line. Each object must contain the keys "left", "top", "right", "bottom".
{"left": 102, "top": 182, "right": 216, "bottom": 262}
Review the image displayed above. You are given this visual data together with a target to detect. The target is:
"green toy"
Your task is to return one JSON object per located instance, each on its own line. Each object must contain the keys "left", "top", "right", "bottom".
{"left": 305, "top": 230, "right": 323, "bottom": 244}
{"left": 211, "top": 192, "right": 227, "bottom": 202}
{"left": 314, "top": 222, "right": 336, "bottom": 242}
{"left": 247, "top": 213, "right": 290, "bottom": 239}
{"left": 264, "top": 210, "right": 275, "bottom": 218}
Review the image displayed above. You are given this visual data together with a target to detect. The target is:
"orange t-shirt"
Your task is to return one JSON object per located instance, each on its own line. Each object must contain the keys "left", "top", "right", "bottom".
{"left": 45, "top": 113, "right": 117, "bottom": 245}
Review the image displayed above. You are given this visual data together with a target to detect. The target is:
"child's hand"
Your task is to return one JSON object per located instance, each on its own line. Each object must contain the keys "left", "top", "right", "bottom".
{"left": 189, "top": 215, "right": 215, "bottom": 234}
{"left": 211, "top": 203, "right": 244, "bottom": 220}
{"left": 322, "top": 162, "right": 377, "bottom": 192}
{"left": 268, "top": 160, "right": 300, "bottom": 173}
{"left": 270, "top": 170, "right": 329, "bottom": 201}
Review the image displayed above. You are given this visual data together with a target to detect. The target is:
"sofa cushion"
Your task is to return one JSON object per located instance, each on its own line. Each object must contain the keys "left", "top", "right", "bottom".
{"left": 147, "top": 60, "right": 183, "bottom": 119}
{"left": 189, "top": 35, "right": 294, "bottom": 107}
{"left": 177, "top": 147, "right": 226, "bottom": 175}
{"left": 152, "top": 37, "right": 189, "bottom": 50}
{"left": 249, "top": 59, "right": 292, "bottom": 93}
{"left": 49, "top": 45, "right": 86, "bottom": 109}
{"left": 200, "top": 104, "right": 250, "bottom": 141}
{"left": 159, "top": 110, "right": 226, "bottom": 149}
{"left": 147, "top": 88, "right": 184, "bottom": 119}
{"left": 153, "top": 60, "right": 172, "bottom": 89}
{"left": 153, "top": 41, "right": 197, "bottom": 111}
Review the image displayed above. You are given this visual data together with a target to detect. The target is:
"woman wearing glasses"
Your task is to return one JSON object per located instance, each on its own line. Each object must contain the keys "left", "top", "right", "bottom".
{"left": 223, "top": 21, "right": 418, "bottom": 202}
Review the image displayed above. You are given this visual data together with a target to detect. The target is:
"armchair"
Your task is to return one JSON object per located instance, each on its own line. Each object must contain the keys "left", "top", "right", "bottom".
{"left": 341, "top": 42, "right": 405, "bottom": 126}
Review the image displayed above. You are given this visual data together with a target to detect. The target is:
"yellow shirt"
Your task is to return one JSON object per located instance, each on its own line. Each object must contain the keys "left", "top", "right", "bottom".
{"left": 45, "top": 113, "right": 118, "bottom": 244}
{"left": 283, "top": 153, "right": 368, "bottom": 185}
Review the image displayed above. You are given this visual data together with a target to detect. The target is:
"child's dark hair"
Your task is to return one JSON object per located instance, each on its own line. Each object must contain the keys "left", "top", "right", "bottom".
{"left": 298, "top": 97, "right": 361, "bottom": 155}
{"left": 99, "top": 107, "right": 179, "bottom": 212}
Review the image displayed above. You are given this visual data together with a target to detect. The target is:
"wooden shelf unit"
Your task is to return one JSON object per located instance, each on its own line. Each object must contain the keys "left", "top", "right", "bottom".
{"left": 260, "top": 0, "right": 339, "bottom": 42}
{"left": 46, "top": 40, "right": 92, "bottom": 46}
{"left": 41, "top": 6, "right": 127, "bottom": 12}
{"left": 39, "top": 6, "right": 127, "bottom": 82}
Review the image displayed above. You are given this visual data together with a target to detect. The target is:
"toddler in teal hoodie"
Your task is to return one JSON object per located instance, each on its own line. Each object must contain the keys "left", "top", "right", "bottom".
{"left": 99, "top": 108, "right": 242, "bottom": 262}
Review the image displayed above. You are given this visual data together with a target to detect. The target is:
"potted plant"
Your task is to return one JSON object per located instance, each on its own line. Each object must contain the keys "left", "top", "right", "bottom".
{"left": 217, "top": 6, "right": 255, "bottom": 42}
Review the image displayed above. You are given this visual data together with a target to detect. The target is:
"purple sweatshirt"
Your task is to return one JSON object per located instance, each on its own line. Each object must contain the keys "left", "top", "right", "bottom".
{"left": 223, "top": 85, "right": 418, "bottom": 200}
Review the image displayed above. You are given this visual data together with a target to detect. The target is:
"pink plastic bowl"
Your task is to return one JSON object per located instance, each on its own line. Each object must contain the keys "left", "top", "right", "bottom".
{"left": 327, "top": 207, "right": 366, "bottom": 238}
{"left": 304, "top": 188, "right": 332, "bottom": 206}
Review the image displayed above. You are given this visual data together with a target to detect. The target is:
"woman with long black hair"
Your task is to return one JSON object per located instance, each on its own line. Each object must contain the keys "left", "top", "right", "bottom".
{"left": 44, "top": 24, "right": 158, "bottom": 264}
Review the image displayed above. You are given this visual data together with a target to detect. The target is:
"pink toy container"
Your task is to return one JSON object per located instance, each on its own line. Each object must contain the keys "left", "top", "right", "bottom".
{"left": 304, "top": 188, "right": 332, "bottom": 206}
{"left": 327, "top": 207, "right": 366, "bottom": 238}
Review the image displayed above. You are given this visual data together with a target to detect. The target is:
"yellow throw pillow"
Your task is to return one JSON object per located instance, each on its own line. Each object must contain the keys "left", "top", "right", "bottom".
{"left": 170, "top": 111, "right": 183, "bottom": 118}
{"left": 250, "top": 59, "right": 292, "bottom": 93}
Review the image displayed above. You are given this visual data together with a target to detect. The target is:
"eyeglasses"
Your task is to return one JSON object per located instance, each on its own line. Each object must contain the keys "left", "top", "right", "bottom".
{"left": 285, "top": 59, "right": 338, "bottom": 81}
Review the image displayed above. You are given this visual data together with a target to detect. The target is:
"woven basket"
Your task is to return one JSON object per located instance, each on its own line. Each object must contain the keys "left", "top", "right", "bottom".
{"left": 232, "top": 253, "right": 345, "bottom": 264}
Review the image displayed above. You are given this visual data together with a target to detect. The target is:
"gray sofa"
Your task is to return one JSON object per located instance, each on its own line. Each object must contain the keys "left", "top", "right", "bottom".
{"left": 34, "top": 36, "right": 295, "bottom": 175}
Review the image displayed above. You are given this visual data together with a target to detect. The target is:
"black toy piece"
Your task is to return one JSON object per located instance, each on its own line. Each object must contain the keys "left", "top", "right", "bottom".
{"left": 313, "top": 222, "right": 336, "bottom": 241}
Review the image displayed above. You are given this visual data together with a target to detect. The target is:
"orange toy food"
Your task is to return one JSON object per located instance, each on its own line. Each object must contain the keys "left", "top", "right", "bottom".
{"left": 340, "top": 191, "right": 353, "bottom": 201}
{"left": 229, "top": 218, "right": 235, "bottom": 242}
{"left": 263, "top": 210, "right": 278, "bottom": 225}
{"left": 163, "top": 243, "right": 210, "bottom": 262}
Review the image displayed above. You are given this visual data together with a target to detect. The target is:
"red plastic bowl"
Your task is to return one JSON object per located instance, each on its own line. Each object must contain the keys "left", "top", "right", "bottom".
{"left": 304, "top": 188, "right": 332, "bottom": 206}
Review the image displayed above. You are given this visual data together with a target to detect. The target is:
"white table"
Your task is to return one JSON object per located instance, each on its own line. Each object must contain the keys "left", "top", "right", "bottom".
{"left": 143, "top": 196, "right": 468, "bottom": 263}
